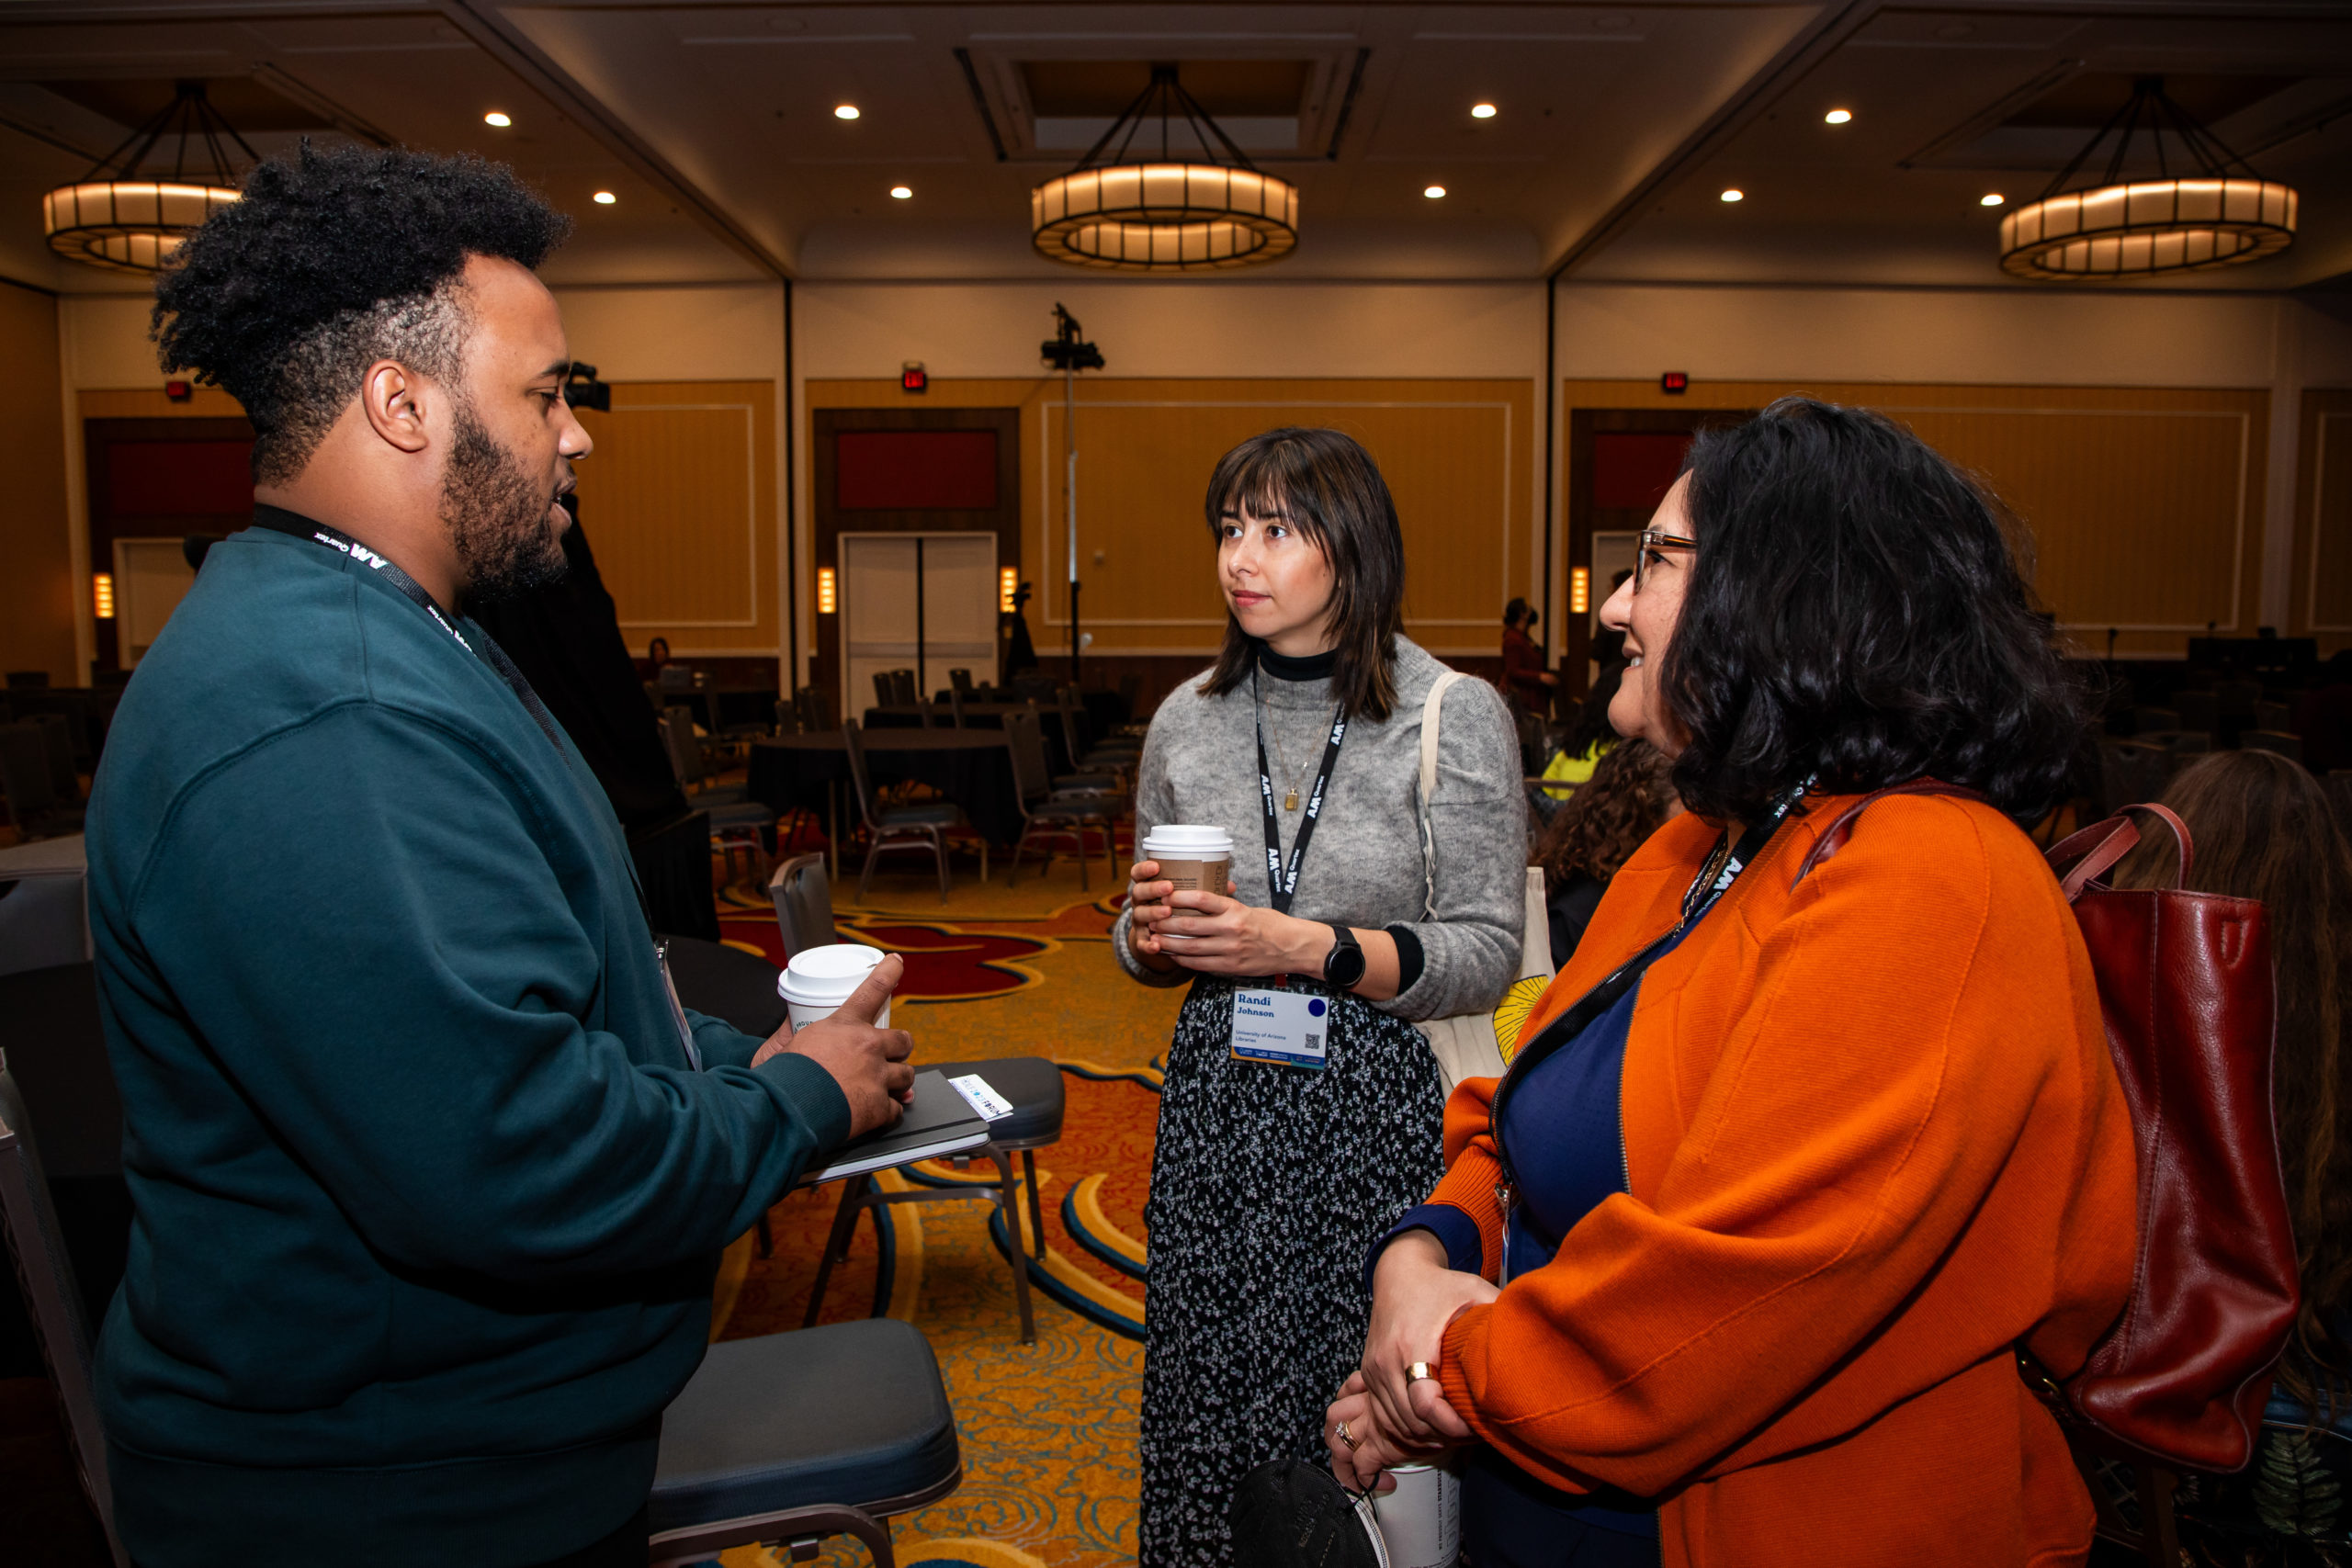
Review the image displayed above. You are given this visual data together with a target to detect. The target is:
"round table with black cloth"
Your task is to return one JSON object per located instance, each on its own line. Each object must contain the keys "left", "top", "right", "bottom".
{"left": 860, "top": 704, "right": 1084, "bottom": 773}
{"left": 746, "top": 731, "right": 1024, "bottom": 848}
{"left": 658, "top": 934, "right": 786, "bottom": 1038}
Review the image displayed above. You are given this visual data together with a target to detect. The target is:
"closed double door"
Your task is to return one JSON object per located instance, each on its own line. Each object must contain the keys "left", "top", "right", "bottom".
{"left": 838, "top": 531, "right": 998, "bottom": 716}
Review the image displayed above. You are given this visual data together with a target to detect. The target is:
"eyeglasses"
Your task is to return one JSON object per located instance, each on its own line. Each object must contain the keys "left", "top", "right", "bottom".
{"left": 1634, "top": 527, "right": 1697, "bottom": 591}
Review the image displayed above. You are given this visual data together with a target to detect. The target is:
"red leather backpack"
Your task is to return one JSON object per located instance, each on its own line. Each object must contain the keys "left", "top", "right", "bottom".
{"left": 1801, "top": 784, "right": 2301, "bottom": 1473}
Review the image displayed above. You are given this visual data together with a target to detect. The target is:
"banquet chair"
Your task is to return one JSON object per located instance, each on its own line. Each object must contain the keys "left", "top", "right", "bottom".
{"left": 944, "top": 688, "right": 969, "bottom": 728}
{"left": 1003, "top": 709, "right": 1119, "bottom": 890}
{"left": 1056, "top": 686, "right": 1140, "bottom": 774}
{"left": 872, "top": 671, "right": 895, "bottom": 710}
{"left": 947, "top": 669, "right": 974, "bottom": 697}
{"left": 841, "top": 721, "right": 975, "bottom": 903}
{"left": 659, "top": 711, "right": 776, "bottom": 886}
{"left": 887, "top": 670, "right": 920, "bottom": 706}
{"left": 650, "top": 1318, "right": 963, "bottom": 1566}
{"left": 0, "top": 1055, "right": 132, "bottom": 1567}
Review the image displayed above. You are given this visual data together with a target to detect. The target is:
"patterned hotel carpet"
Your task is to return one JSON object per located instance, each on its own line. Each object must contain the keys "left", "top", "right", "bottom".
{"left": 702, "top": 848, "right": 1182, "bottom": 1568}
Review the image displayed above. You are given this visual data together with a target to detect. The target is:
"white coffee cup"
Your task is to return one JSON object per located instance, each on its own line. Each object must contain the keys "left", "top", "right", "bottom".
{"left": 778, "top": 943, "right": 893, "bottom": 1029}
{"left": 1139, "top": 824, "right": 1235, "bottom": 898}
{"left": 1375, "top": 1460, "right": 1462, "bottom": 1568}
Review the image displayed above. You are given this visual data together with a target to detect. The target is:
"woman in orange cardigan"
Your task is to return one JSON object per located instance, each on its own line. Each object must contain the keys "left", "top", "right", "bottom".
{"left": 1327, "top": 397, "right": 2139, "bottom": 1567}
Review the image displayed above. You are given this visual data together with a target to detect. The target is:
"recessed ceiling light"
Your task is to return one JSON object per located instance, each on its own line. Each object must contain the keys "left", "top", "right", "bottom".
{"left": 1824, "top": 107, "right": 1851, "bottom": 125}
{"left": 1720, "top": 188, "right": 1744, "bottom": 202}
{"left": 835, "top": 105, "right": 860, "bottom": 120}
{"left": 1981, "top": 192, "right": 2006, "bottom": 207}
{"left": 483, "top": 111, "right": 512, "bottom": 128}
{"left": 1471, "top": 103, "right": 1497, "bottom": 119}
{"left": 593, "top": 190, "right": 616, "bottom": 205}
{"left": 1424, "top": 185, "right": 1447, "bottom": 198}
{"left": 890, "top": 185, "right": 912, "bottom": 199}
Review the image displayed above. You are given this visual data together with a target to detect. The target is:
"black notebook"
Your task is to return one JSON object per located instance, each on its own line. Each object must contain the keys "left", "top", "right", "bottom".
{"left": 799, "top": 1069, "right": 991, "bottom": 1186}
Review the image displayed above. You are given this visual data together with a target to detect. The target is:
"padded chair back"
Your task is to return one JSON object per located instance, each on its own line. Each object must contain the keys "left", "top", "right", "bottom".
{"left": 2245, "top": 729, "right": 2304, "bottom": 763}
{"left": 657, "top": 664, "right": 697, "bottom": 693}
{"left": 2255, "top": 700, "right": 2294, "bottom": 733}
{"left": 872, "top": 671, "right": 895, "bottom": 709}
{"left": 888, "top": 670, "right": 919, "bottom": 706}
{"left": 663, "top": 705, "right": 707, "bottom": 788}
{"left": 0, "top": 1055, "right": 126, "bottom": 1565}
{"left": 1117, "top": 673, "right": 1142, "bottom": 716}
{"left": 2216, "top": 680, "right": 2263, "bottom": 719}
{"left": 1056, "top": 685, "right": 1091, "bottom": 753}
{"left": 841, "top": 721, "right": 884, "bottom": 829}
{"left": 2132, "top": 706, "right": 2180, "bottom": 737}
{"left": 1004, "top": 708, "right": 1051, "bottom": 807}
{"left": 0, "top": 721, "right": 60, "bottom": 817}
{"left": 948, "top": 669, "right": 974, "bottom": 696}
{"left": 774, "top": 700, "right": 800, "bottom": 736}
{"left": 767, "top": 853, "right": 841, "bottom": 957}
{"left": 946, "top": 688, "right": 967, "bottom": 728}
{"left": 2173, "top": 689, "right": 2221, "bottom": 734}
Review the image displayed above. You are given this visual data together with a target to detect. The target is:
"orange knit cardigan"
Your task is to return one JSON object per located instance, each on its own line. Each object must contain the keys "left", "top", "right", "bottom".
{"left": 1430, "top": 792, "right": 2138, "bottom": 1567}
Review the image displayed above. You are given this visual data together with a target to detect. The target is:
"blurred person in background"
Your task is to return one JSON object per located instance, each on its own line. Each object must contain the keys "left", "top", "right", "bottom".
{"left": 1532, "top": 739, "right": 1680, "bottom": 969}
{"left": 2114, "top": 749, "right": 2352, "bottom": 1436}
{"left": 1501, "top": 597, "right": 1557, "bottom": 714}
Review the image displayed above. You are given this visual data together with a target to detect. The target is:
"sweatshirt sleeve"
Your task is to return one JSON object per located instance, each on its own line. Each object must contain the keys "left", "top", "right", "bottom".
{"left": 1438, "top": 806, "right": 2082, "bottom": 1496}
{"left": 1113, "top": 701, "right": 1192, "bottom": 988}
{"left": 1385, "top": 676, "right": 1527, "bottom": 1021}
{"left": 127, "top": 703, "right": 850, "bottom": 1284}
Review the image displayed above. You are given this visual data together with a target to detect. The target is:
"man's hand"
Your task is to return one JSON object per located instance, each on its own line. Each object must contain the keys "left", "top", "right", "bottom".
{"left": 751, "top": 953, "right": 913, "bottom": 1137}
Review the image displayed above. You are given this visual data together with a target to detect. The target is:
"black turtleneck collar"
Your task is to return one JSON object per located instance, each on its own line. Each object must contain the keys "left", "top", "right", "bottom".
{"left": 1255, "top": 640, "right": 1338, "bottom": 682}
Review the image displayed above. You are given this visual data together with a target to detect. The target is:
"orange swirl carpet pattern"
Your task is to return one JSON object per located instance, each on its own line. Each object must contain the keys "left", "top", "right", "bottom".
{"left": 705, "top": 855, "right": 1182, "bottom": 1568}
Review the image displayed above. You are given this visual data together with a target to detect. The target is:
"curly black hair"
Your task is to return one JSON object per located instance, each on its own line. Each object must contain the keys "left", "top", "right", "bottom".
{"left": 153, "top": 142, "right": 569, "bottom": 483}
{"left": 1660, "top": 397, "right": 2087, "bottom": 825}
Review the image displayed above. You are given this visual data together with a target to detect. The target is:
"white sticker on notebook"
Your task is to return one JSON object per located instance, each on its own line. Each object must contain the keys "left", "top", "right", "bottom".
{"left": 1230, "top": 987, "right": 1329, "bottom": 1069}
{"left": 949, "top": 1073, "right": 1016, "bottom": 1122}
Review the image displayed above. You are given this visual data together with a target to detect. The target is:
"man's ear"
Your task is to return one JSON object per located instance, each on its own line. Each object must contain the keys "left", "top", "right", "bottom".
{"left": 356, "top": 359, "right": 433, "bottom": 455}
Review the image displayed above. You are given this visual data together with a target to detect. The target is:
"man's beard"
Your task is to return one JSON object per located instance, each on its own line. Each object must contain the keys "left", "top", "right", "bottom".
{"left": 442, "top": 397, "right": 567, "bottom": 606}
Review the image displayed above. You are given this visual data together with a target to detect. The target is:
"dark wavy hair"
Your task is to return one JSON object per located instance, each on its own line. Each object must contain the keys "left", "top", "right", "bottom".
{"left": 1536, "top": 739, "right": 1677, "bottom": 886}
{"left": 154, "top": 142, "right": 569, "bottom": 484}
{"left": 1659, "top": 397, "right": 2086, "bottom": 824}
{"left": 2113, "top": 750, "right": 2352, "bottom": 1425}
{"left": 1200, "top": 427, "right": 1407, "bottom": 722}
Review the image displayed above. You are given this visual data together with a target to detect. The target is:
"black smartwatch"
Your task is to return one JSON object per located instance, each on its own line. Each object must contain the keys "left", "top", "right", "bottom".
{"left": 1322, "top": 924, "right": 1367, "bottom": 989}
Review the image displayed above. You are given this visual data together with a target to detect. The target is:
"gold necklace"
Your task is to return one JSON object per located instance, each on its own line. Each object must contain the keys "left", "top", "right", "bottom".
{"left": 1262, "top": 690, "right": 1338, "bottom": 811}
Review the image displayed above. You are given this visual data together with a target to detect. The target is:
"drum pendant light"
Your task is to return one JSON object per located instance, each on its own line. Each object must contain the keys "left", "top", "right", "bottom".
{"left": 1031, "top": 63, "right": 1298, "bottom": 272}
{"left": 1999, "top": 75, "right": 2296, "bottom": 281}
{"left": 44, "top": 80, "right": 252, "bottom": 275}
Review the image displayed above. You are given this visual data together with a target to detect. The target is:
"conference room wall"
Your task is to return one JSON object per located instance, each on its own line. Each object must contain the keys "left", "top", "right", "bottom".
{"left": 0, "top": 278, "right": 74, "bottom": 687}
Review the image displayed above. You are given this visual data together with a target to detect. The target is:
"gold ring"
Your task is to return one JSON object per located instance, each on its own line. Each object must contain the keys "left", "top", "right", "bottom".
{"left": 1335, "top": 1420, "right": 1358, "bottom": 1451}
{"left": 1408, "top": 1362, "right": 1433, "bottom": 1382}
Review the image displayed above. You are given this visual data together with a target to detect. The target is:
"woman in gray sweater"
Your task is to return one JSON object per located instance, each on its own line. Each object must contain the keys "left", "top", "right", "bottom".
{"left": 1115, "top": 427, "right": 1525, "bottom": 1564}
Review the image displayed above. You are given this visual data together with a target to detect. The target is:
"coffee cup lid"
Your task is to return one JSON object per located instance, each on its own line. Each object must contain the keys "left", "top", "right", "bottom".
{"left": 779, "top": 942, "right": 887, "bottom": 1003}
{"left": 1141, "top": 824, "right": 1233, "bottom": 856}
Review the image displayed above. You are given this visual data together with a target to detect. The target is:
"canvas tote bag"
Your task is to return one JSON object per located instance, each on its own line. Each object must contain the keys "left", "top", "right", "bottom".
{"left": 1413, "top": 671, "right": 1555, "bottom": 1092}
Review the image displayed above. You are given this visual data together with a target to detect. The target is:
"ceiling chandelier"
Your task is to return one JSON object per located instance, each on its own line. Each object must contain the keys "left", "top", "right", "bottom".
{"left": 1999, "top": 75, "right": 2296, "bottom": 281}
{"left": 44, "top": 80, "right": 251, "bottom": 275}
{"left": 1031, "top": 63, "right": 1298, "bottom": 272}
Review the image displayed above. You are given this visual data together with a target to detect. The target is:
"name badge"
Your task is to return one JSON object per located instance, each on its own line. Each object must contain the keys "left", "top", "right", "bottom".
{"left": 1230, "top": 987, "right": 1329, "bottom": 1069}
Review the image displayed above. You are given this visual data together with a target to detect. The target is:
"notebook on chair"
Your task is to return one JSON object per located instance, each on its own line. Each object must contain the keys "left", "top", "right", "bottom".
{"left": 798, "top": 1069, "right": 991, "bottom": 1186}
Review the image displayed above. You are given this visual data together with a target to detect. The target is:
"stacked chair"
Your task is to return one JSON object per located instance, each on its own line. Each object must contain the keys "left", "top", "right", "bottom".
{"left": 765, "top": 853, "right": 1067, "bottom": 1345}
{"left": 1003, "top": 708, "right": 1121, "bottom": 889}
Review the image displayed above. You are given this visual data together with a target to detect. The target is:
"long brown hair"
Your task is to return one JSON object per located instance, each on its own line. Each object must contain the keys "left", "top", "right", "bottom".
{"left": 1535, "top": 739, "right": 1678, "bottom": 887}
{"left": 2113, "top": 750, "right": 2352, "bottom": 1419}
{"left": 1199, "top": 428, "right": 1406, "bottom": 723}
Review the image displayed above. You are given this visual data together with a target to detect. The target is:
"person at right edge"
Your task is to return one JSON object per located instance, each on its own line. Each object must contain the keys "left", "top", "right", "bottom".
{"left": 1114, "top": 427, "right": 1525, "bottom": 1565}
{"left": 85, "top": 145, "right": 910, "bottom": 1565}
{"left": 1329, "top": 398, "right": 2139, "bottom": 1565}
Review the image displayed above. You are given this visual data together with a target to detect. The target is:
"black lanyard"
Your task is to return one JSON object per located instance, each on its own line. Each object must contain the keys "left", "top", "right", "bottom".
{"left": 1251, "top": 667, "right": 1347, "bottom": 915}
{"left": 249, "top": 505, "right": 564, "bottom": 752}
{"left": 1677, "top": 778, "right": 1813, "bottom": 927}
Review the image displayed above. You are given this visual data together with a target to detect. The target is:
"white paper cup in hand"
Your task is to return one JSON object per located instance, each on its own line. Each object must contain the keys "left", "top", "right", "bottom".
{"left": 1139, "top": 824, "right": 1235, "bottom": 899}
{"left": 777, "top": 943, "right": 892, "bottom": 1029}
{"left": 1375, "top": 1460, "right": 1462, "bottom": 1568}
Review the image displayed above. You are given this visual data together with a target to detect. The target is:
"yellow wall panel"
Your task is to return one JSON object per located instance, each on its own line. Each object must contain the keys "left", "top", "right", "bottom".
{"left": 571, "top": 379, "right": 775, "bottom": 655}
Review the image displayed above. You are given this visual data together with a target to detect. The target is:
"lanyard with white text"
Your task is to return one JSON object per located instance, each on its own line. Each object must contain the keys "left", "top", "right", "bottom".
{"left": 1252, "top": 668, "right": 1347, "bottom": 915}
{"left": 247, "top": 505, "right": 564, "bottom": 752}
{"left": 1678, "top": 778, "right": 1814, "bottom": 928}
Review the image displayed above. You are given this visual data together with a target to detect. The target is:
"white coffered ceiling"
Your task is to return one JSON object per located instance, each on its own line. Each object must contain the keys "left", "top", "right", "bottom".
{"left": 1, "top": 0, "right": 2347, "bottom": 293}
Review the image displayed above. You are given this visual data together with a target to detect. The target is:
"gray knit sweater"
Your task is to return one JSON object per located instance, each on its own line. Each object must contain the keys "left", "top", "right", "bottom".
{"left": 1113, "top": 637, "right": 1527, "bottom": 1022}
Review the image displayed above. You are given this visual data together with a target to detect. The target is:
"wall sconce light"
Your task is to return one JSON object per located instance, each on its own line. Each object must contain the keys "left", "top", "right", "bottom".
{"left": 94, "top": 571, "right": 115, "bottom": 619}
{"left": 1570, "top": 567, "right": 1589, "bottom": 616}
{"left": 1000, "top": 566, "right": 1019, "bottom": 613}
{"left": 817, "top": 566, "right": 837, "bottom": 615}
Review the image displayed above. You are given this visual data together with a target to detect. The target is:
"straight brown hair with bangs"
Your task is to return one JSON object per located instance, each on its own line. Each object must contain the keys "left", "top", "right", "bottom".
{"left": 1198, "top": 427, "right": 1407, "bottom": 722}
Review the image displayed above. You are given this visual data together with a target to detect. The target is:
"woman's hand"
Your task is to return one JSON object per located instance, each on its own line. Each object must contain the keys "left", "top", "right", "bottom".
{"left": 1124, "top": 860, "right": 1182, "bottom": 972}
{"left": 1152, "top": 888, "right": 1325, "bottom": 977}
{"left": 1361, "top": 1231, "right": 1493, "bottom": 1447}
{"left": 1326, "top": 1371, "right": 1453, "bottom": 1493}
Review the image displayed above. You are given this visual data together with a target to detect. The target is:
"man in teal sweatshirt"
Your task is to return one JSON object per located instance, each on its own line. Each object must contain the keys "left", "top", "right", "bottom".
{"left": 85, "top": 144, "right": 913, "bottom": 1566}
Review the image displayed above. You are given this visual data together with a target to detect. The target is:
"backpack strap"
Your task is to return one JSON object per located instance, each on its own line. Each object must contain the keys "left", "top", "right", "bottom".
{"left": 1417, "top": 671, "right": 1470, "bottom": 921}
{"left": 1791, "top": 779, "right": 1990, "bottom": 888}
